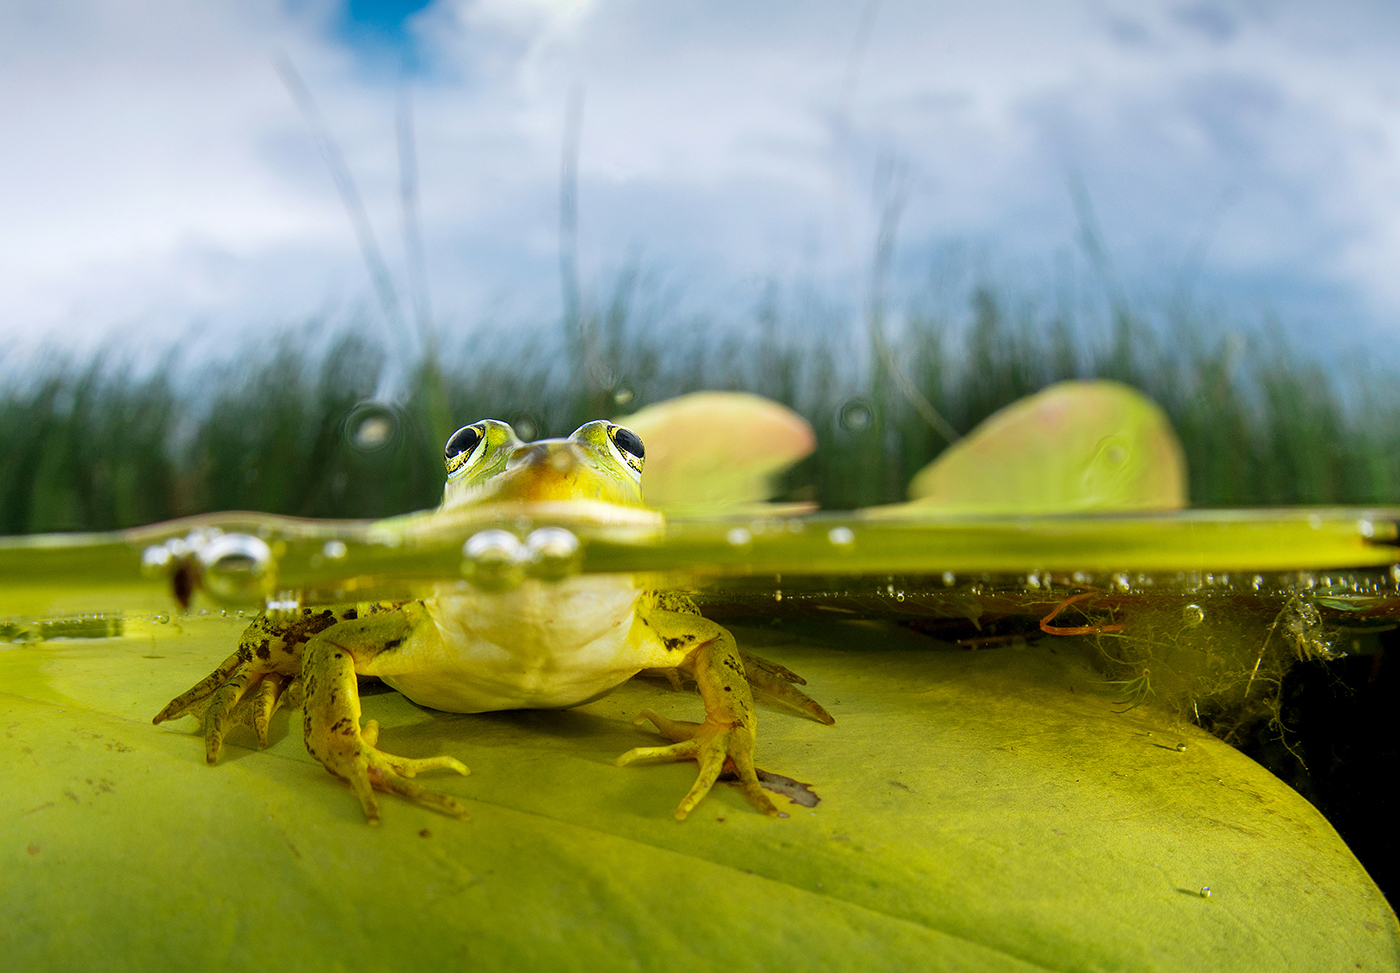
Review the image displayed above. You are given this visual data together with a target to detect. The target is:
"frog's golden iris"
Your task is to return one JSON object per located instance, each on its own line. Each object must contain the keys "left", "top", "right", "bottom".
{"left": 155, "top": 420, "right": 832, "bottom": 825}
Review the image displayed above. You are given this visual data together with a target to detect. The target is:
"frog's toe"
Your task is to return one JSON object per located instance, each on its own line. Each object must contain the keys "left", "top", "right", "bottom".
{"left": 616, "top": 709, "right": 781, "bottom": 820}
{"left": 318, "top": 724, "right": 470, "bottom": 825}
{"left": 739, "top": 651, "right": 835, "bottom": 726}
{"left": 152, "top": 648, "right": 248, "bottom": 725}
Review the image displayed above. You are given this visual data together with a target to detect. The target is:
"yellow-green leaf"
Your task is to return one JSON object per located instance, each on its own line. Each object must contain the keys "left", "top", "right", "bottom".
{"left": 902, "top": 380, "right": 1188, "bottom": 513}
{"left": 2, "top": 617, "right": 1394, "bottom": 970}
{"left": 619, "top": 391, "right": 815, "bottom": 511}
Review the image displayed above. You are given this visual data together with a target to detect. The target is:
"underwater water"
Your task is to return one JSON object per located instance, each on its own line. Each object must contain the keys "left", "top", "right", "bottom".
{"left": 2, "top": 507, "right": 1399, "bottom": 969}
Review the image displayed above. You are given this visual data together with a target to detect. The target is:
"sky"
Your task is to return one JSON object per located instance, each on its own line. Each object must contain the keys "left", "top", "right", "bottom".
{"left": 2, "top": 0, "right": 1398, "bottom": 367}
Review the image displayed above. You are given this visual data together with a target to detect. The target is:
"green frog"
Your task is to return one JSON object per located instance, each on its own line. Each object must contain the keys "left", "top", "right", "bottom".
{"left": 154, "top": 419, "right": 833, "bottom": 824}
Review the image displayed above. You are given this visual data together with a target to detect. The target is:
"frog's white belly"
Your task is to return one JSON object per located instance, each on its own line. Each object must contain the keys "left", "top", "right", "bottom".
{"left": 371, "top": 575, "right": 655, "bottom": 713}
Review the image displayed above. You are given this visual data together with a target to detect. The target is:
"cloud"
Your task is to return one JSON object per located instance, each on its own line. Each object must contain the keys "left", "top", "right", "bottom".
{"left": 1, "top": 0, "right": 1398, "bottom": 362}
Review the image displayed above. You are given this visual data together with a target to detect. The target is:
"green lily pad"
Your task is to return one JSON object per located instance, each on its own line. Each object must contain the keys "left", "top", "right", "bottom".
{"left": 2, "top": 616, "right": 1394, "bottom": 970}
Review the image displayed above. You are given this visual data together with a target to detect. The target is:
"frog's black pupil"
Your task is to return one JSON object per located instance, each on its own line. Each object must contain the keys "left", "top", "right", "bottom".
{"left": 611, "top": 426, "right": 644, "bottom": 459}
{"left": 444, "top": 425, "right": 482, "bottom": 461}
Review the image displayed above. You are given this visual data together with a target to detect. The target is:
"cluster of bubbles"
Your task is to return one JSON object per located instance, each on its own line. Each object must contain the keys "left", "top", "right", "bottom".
{"left": 460, "top": 527, "right": 583, "bottom": 590}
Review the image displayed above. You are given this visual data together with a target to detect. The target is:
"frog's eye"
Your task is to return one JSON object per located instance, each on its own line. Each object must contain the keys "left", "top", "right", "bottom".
{"left": 608, "top": 424, "right": 645, "bottom": 475}
{"left": 444, "top": 424, "right": 483, "bottom": 474}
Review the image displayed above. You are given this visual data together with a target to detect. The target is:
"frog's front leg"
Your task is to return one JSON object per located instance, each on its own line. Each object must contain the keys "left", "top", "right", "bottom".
{"left": 616, "top": 610, "right": 783, "bottom": 820}
{"left": 153, "top": 609, "right": 342, "bottom": 760}
{"left": 300, "top": 610, "right": 469, "bottom": 825}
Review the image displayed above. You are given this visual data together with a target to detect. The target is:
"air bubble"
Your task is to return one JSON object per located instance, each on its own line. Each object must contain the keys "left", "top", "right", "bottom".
{"left": 266, "top": 593, "right": 301, "bottom": 616}
{"left": 462, "top": 530, "right": 527, "bottom": 590}
{"left": 322, "top": 540, "right": 348, "bottom": 561}
{"left": 1200, "top": 887, "right": 1211, "bottom": 899}
{"left": 524, "top": 527, "right": 581, "bottom": 580}
{"left": 942, "top": 571, "right": 956, "bottom": 587}
{"left": 726, "top": 527, "right": 753, "bottom": 547}
{"left": 612, "top": 385, "right": 635, "bottom": 406}
{"left": 141, "top": 545, "right": 174, "bottom": 575}
{"left": 1112, "top": 573, "right": 1130, "bottom": 592}
{"left": 1181, "top": 604, "right": 1205, "bottom": 628}
{"left": 198, "top": 533, "right": 275, "bottom": 603}
{"left": 828, "top": 526, "right": 855, "bottom": 548}
{"left": 1358, "top": 519, "right": 1376, "bottom": 538}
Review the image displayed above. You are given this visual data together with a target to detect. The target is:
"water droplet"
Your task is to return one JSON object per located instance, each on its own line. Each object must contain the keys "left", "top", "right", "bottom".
{"left": 1181, "top": 604, "right": 1205, "bottom": 628}
{"left": 942, "top": 571, "right": 956, "bottom": 587}
{"left": 1175, "top": 743, "right": 1188, "bottom": 752}
{"left": 726, "top": 527, "right": 753, "bottom": 547}
{"left": 344, "top": 401, "right": 403, "bottom": 454}
{"left": 774, "top": 589, "right": 783, "bottom": 602}
{"left": 462, "top": 530, "right": 526, "bottom": 590}
{"left": 154, "top": 613, "right": 169, "bottom": 625}
{"left": 838, "top": 398, "right": 873, "bottom": 432}
{"left": 322, "top": 539, "right": 348, "bottom": 561}
{"left": 1112, "top": 573, "right": 1130, "bottom": 592}
{"left": 1358, "top": 519, "right": 1376, "bottom": 538}
{"left": 198, "top": 533, "right": 275, "bottom": 603}
{"left": 1252, "top": 575, "right": 1264, "bottom": 591}
{"left": 524, "top": 527, "right": 581, "bottom": 580}
{"left": 1025, "top": 573, "right": 1041, "bottom": 590}
{"left": 895, "top": 590, "right": 905, "bottom": 602}
{"left": 510, "top": 413, "right": 542, "bottom": 442}
{"left": 612, "top": 385, "right": 635, "bottom": 406}
{"left": 827, "top": 526, "right": 855, "bottom": 548}
{"left": 1199, "top": 887, "right": 1211, "bottom": 899}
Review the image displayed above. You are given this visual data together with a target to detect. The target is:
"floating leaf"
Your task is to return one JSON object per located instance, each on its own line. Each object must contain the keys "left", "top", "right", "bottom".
{"left": 902, "top": 380, "right": 1188, "bottom": 513}
{"left": 619, "top": 392, "right": 815, "bottom": 511}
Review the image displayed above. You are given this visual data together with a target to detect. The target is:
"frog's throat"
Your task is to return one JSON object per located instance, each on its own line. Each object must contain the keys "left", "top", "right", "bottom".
{"left": 366, "top": 577, "right": 666, "bottom": 713}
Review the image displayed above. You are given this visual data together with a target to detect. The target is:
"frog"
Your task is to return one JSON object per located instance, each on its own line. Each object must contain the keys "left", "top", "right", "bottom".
{"left": 154, "top": 418, "right": 834, "bottom": 825}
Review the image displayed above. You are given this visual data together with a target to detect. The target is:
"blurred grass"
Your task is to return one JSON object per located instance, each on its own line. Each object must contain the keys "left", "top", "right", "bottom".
{"left": 3, "top": 282, "right": 1398, "bottom": 534}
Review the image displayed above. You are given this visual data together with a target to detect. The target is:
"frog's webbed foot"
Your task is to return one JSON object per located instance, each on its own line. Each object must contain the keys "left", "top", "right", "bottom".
{"left": 739, "top": 650, "right": 835, "bottom": 726}
{"left": 301, "top": 628, "right": 469, "bottom": 825}
{"left": 152, "top": 648, "right": 303, "bottom": 761}
{"left": 309, "top": 716, "right": 470, "bottom": 826}
{"left": 616, "top": 709, "right": 781, "bottom": 820}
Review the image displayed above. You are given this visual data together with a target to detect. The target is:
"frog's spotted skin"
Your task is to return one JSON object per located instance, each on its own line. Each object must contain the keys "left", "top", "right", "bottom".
{"left": 155, "top": 420, "right": 833, "bottom": 824}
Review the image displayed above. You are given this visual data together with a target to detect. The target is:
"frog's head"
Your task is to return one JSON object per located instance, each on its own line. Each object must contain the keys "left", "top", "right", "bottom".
{"left": 440, "top": 419, "right": 646, "bottom": 510}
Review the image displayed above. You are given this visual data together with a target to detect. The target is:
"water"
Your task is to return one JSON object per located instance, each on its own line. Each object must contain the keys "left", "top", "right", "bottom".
{"left": 5, "top": 504, "right": 1398, "bottom": 735}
